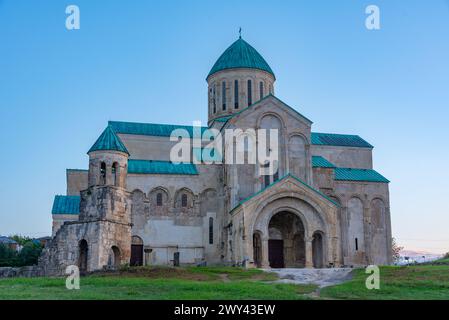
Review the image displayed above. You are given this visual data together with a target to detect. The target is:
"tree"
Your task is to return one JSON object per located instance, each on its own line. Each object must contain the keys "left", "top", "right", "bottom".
{"left": 0, "top": 244, "right": 19, "bottom": 267}
{"left": 391, "top": 237, "right": 403, "bottom": 263}
{"left": 0, "top": 236, "right": 43, "bottom": 267}
{"left": 17, "top": 242, "right": 42, "bottom": 266}
{"left": 9, "top": 235, "right": 32, "bottom": 246}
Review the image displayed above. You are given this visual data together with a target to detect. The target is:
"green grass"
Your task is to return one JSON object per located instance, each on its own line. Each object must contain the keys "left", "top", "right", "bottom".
{"left": 2, "top": 265, "right": 448, "bottom": 300}
{"left": 0, "top": 266, "right": 316, "bottom": 300}
{"left": 320, "top": 265, "right": 449, "bottom": 300}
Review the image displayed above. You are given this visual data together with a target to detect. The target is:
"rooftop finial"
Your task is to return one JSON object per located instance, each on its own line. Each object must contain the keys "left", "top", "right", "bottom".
{"left": 239, "top": 27, "right": 242, "bottom": 39}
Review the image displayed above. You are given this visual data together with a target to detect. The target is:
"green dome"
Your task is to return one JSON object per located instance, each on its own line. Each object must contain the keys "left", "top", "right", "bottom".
{"left": 207, "top": 37, "right": 275, "bottom": 79}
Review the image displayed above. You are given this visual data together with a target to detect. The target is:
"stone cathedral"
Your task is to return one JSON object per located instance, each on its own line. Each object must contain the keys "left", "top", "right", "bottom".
{"left": 40, "top": 36, "right": 392, "bottom": 275}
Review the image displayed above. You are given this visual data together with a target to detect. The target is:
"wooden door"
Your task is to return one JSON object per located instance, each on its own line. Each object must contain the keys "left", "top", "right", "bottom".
{"left": 269, "top": 240, "right": 284, "bottom": 268}
{"left": 130, "top": 244, "right": 143, "bottom": 266}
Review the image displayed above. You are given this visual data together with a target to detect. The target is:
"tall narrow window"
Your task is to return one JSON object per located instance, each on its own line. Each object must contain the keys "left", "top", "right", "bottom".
{"left": 264, "top": 175, "right": 270, "bottom": 188}
{"left": 156, "top": 193, "right": 163, "bottom": 206}
{"left": 273, "top": 160, "right": 279, "bottom": 182}
{"left": 259, "top": 81, "right": 264, "bottom": 100}
{"left": 355, "top": 238, "right": 359, "bottom": 251}
{"left": 234, "top": 80, "right": 239, "bottom": 109}
{"left": 273, "top": 170, "right": 279, "bottom": 182}
{"left": 269, "top": 84, "right": 273, "bottom": 95}
{"left": 100, "top": 162, "right": 106, "bottom": 185}
{"left": 247, "top": 80, "right": 252, "bottom": 106}
{"left": 181, "top": 194, "right": 188, "bottom": 207}
{"left": 222, "top": 81, "right": 226, "bottom": 110}
{"left": 262, "top": 162, "right": 271, "bottom": 188}
{"left": 209, "top": 217, "right": 214, "bottom": 244}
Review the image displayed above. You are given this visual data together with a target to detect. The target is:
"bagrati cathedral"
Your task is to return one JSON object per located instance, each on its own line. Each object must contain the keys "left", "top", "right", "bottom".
{"left": 40, "top": 36, "right": 392, "bottom": 275}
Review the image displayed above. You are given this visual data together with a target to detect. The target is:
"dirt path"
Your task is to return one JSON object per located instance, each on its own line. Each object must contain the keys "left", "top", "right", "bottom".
{"left": 266, "top": 268, "right": 354, "bottom": 288}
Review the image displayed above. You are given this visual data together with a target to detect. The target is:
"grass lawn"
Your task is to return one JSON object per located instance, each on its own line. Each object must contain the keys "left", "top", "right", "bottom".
{"left": 320, "top": 265, "right": 449, "bottom": 300}
{"left": 1, "top": 264, "right": 448, "bottom": 300}
{"left": 0, "top": 266, "right": 316, "bottom": 300}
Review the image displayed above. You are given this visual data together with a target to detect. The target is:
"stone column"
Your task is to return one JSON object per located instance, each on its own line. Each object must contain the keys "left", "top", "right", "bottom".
{"left": 261, "top": 238, "right": 270, "bottom": 268}
{"left": 106, "top": 163, "right": 112, "bottom": 186}
{"left": 305, "top": 238, "right": 313, "bottom": 268}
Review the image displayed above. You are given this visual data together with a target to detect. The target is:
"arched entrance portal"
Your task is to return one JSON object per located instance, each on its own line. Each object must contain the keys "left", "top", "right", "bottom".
{"left": 130, "top": 236, "right": 144, "bottom": 266}
{"left": 268, "top": 211, "right": 305, "bottom": 268}
{"left": 108, "top": 246, "right": 121, "bottom": 268}
{"left": 78, "top": 239, "right": 88, "bottom": 272}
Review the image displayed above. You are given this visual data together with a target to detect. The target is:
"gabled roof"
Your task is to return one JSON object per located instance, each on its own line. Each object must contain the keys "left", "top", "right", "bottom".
{"left": 335, "top": 168, "right": 389, "bottom": 183}
{"left": 88, "top": 125, "right": 130, "bottom": 155}
{"left": 312, "top": 156, "right": 336, "bottom": 168}
{"left": 109, "top": 121, "right": 208, "bottom": 138}
{"left": 218, "top": 94, "right": 313, "bottom": 129}
{"left": 208, "top": 37, "right": 275, "bottom": 79}
{"left": 311, "top": 132, "right": 373, "bottom": 148}
{"left": 230, "top": 173, "right": 339, "bottom": 214}
{"left": 52, "top": 195, "right": 80, "bottom": 215}
{"left": 128, "top": 160, "right": 198, "bottom": 175}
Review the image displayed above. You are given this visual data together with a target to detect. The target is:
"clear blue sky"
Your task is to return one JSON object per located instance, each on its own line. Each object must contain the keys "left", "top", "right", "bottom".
{"left": 1, "top": 1, "right": 448, "bottom": 253}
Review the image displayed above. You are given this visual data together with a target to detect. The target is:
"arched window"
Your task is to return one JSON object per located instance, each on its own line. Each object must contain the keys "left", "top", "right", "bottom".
{"left": 181, "top": 194, "right": 188, "bottom": 207}
{"left": 209, "top": 217, "right": 214, "bottom": 244}
{"left": 222, "top": 81, "right": 227, "bottom": 110}
{"left": 112, "top": 162, "right": 119, "bottom": 186}
{"left": 100, "top": 162, "right": 106, "bottom": 185}
{"left": 234, "top": 80, "right": 239, "bottom": 109}
{"left": 156, "top": 192, "right": 163, "bottom": 206}
{"left": 259, "top": 81, "right": 264, "bottom": 100}
{"left": 355, "top": 238, "right": 359, "bottom": 251}
{"left": 247, "top": 80, "right": 252, "bottom": 106}
{"left": 269, "top": 84, "right": 273, "bottom": 95}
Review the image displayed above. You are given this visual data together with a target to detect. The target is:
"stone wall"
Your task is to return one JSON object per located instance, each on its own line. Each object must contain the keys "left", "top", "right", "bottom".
{"left": 0, "top": 266, "right": 42, "bottom": 278}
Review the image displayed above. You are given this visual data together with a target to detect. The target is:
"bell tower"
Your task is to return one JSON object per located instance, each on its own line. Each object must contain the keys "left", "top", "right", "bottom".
{"left": 78, "top": 125, "right": 132, "bottom": 270}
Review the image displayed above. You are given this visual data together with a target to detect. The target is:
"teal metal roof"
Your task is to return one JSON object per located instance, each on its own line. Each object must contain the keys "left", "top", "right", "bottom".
{"left": 208, "top": 38, "right": 275, "bottom": 79}
{"left": 67, "top": 169, "right": 88, "bottom": 173}
{"left": 230, "top": 173, "right": 339, "bottom": 213}
{"left": 214, "top": 115, "right": 234, "bottom": 123}
{"left": 335, "top": 168, "right": 389, "bottom": 183}
{"left": 52, "top": 195, "right": 80, "bottom": 215}
{"left": 311, "top": 132, "right": 373, "bottom": 148}
{"left": 128, "top": 160, "right": 198, "bottom": 175}
{"left": 109, "top": 121, "right": 208, "bottom": 138}
{"left": 88, "top": 125, "right": 130, "bottom": 155}
{"left": 312, "top": 156, "right": 336, "bottom": 168}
